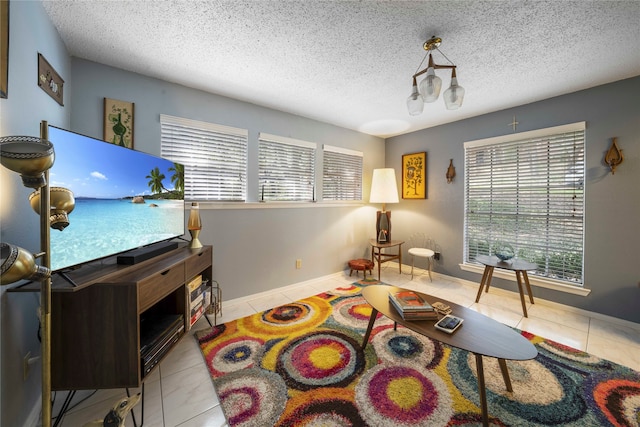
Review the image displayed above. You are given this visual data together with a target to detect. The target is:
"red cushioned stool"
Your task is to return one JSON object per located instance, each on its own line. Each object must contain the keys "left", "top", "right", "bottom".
{"left": 348, "top": 258, "right": 375, "bottom": 279}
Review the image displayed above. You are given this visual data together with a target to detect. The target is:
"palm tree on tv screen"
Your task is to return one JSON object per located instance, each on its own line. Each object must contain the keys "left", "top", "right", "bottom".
{"left": 169, "top": 163, "right": 184, "bottom": 198}
{"left": 146, "top": 167, "right": 167, "bottom": 195}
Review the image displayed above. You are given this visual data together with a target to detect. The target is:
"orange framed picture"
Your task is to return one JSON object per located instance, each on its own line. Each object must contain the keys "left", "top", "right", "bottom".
{"left": 402, "top": 152, "right": 427, "bottom": 199}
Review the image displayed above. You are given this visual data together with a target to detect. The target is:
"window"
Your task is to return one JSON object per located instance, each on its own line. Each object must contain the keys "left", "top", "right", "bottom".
{"left": 160, "top": 114, "right": 248, "bottom": 201}
{"left": 258, "top": 133, "right": 316, "bottom": 201}
{"left": 322, "top": 145, "right": 363, "bottom": 201}
{"left": 464, "top": 122, "right": 585, "bottom": 285}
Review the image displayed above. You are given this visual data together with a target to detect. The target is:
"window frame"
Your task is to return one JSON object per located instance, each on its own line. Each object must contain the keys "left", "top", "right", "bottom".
{"left": 258, "top": 133, "right": 317, "bottom": 202}
{"left": 160, "top": 114, "right": 248, "bottom": 202}
{"left": 322, "top": 144, "right": 363, "bottom": 202}
{"left": 463, "top": 122, "right": 586, "bottom": 287}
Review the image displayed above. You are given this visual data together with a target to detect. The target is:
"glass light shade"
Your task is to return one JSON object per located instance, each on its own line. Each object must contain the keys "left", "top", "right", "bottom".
{"left": 444, "top": 77, "right": 465, "bottom": 110}
{"left": 370, "top": 168, "right": 399, "bottom": 205}
{"left": 406, "top": 83, "right": 424, "bottom": 116}
{"left": 29, "top": 187, "right": 75, "bottom": 231}
{"left": 1, "top": 242, "right": 51, "bottom": 285}
{"left": 419, "top": 67, "right": 442, "bottom": 103}
{"left": 0, "top": 136, "right": 55, "bottom": 188}
{"left": 188, "top": 202, "right": 203, "bottom": 249}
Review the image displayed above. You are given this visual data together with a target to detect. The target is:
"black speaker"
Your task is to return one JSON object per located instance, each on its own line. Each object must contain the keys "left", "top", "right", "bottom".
{"left": 117, "top": 241, "right": 179, "bottom": 265}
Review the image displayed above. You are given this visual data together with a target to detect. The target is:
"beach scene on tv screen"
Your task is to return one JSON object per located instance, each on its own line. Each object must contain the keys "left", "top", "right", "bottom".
{"left": 48, "top": 127, "right": 185, "bottom": 271}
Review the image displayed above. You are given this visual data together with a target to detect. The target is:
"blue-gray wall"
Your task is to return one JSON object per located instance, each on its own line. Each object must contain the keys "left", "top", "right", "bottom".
{"left": 0, "top": 3, "right": 383, "bottom": 425}
{"left": 68, "top": 58, "right": 385, "bottom": 300}
{"left": 2, "top": 2, "right": 639, "bottom": 426}
{"left": 387, "top": 77, "right": 640, "bottom": 323}
{"left": 0, "top": 2, "right": 71, "bottom": 426}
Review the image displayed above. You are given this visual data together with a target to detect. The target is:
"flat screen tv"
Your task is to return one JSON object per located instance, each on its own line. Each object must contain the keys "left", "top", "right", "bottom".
{"left": 47, "top": 126, "right": 185, "bottom": 272}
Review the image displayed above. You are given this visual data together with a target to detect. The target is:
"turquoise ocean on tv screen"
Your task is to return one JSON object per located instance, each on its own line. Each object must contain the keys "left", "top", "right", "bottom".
{"left": 50, "top": 198, "right": 184, "bottom": 271}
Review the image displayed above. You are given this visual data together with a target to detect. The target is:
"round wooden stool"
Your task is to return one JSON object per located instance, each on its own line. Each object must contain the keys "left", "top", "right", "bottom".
{"left": 348, "top": 258, "right": 375, "bottom": 279}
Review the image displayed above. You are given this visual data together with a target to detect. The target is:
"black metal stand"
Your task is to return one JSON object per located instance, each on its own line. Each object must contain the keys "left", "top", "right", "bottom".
{"left": 205, "top": 280, "right": 223, "bottom": 325}
{"left": 52, "top": 384, "right": 145, "bottom": 427}
{"left": 126, "top": 383, "right": 145, "bottom": 427}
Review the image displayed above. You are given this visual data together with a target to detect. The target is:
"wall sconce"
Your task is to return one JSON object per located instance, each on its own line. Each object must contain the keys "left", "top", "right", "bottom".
{"left": 604, "top": 137, "right": 624, "bottom": 175}
{"left": 370, "top": 168, "right": 399, "bottom": 243}
{"left": 446, "top": 159, "right": 456, "bottom": 183}
{"left": 0, "top": 136, "right": 55, "bottom": 188}
{"left": 29, "top": 187, "right": 75, "bottom": 231}
{"left": 1, "top": 242, "right": 51, "bottom": 285}
{"left": 407, "top": 36, "right": 465, "bottom": 115}
{"left": 188, "top": 202, "right": 203, "bottom": 249}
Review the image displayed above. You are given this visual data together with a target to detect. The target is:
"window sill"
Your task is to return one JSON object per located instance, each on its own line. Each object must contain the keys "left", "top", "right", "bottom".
{"left": 191, "top": 201, "right": 365, "bottom": 210}
{"left": 459, "top": 263, "right": 591, "bottom": 296}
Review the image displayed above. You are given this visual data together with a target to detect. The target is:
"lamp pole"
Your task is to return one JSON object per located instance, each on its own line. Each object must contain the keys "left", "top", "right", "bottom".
{"left": 40, "top": 120, "right": 52, "bottom": 427}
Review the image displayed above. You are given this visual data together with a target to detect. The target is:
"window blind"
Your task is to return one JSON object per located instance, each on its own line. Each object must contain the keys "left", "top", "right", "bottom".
{"left": 464, "top": 122, "right": 585, "bottom": 285}
{"left": 322, "top": 145, "right": 363, "bottom": 201}
{"left": 160, "top": 114, "right": 248, "bottom": 201}
{"left": 258, "top": 133, "right": 316, "bottom": 202}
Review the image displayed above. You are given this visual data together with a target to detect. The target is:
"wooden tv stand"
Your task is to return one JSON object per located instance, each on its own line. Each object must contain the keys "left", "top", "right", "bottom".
{"left": 43, "top": 244, "right": 212, "bottom": 391}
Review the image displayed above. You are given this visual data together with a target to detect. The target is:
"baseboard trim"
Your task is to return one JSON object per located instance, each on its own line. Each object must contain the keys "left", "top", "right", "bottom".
{"left": 221, "top": 271, "right": 344, "bottom": 307}
{"left": 220, "top": 263, "right": 640, "bottom": 333}
{"left": 26, "top": 398, "right": 41, "bottom": 427}
{"left": 458, "top": 262, "right": 591, "bottom": 296}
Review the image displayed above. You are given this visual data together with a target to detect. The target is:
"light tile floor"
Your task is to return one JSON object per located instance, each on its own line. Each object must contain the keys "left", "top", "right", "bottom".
{"left": 56, "top": 264, "right": 640, "bottom": 427}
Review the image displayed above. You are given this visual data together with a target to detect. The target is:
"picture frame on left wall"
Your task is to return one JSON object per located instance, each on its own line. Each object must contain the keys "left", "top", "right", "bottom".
{"left": 104, "top": 97, "right": 134, "bottom": 149}
{"left": 1, "top": 0, "right": 10, "bottom": 99}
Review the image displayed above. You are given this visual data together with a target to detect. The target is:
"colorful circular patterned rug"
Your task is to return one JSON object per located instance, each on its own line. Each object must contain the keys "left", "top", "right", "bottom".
{"left": 195, "top": 280, "right": 640, "bottom": 426}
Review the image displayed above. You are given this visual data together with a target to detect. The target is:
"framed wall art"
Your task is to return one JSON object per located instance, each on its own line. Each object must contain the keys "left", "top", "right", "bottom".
{"left": 1, "top": 0, "right": 8, "bottom": 98}
{"left": 37, "top": 53, "right": 65, "bottom": 105}
{"left": 103, "top": 97, "right": 134, "bottom": 148}
{"left": 402, "top": 151, "right": 427, "bottom": 199}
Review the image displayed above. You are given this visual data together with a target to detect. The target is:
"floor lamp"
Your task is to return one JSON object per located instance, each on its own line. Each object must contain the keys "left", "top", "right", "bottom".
{"left": 0, "top": 121, "right": 55, "bottom": 427}
{"left": 369, "top": 168, "right": 399, "bottom": 243}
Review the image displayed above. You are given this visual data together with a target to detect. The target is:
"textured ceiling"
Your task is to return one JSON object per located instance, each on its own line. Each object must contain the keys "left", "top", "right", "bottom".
{"left": 42, "top": 1, "right": 640, "bottom": 138}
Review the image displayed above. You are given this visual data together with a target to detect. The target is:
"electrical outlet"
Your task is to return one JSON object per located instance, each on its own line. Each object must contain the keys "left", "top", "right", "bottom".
{"left": 296, "top": 259, "right": 302, "bottom": 269}
{"left": 23, "top": 352, "right": 31, "bottom": 380}
{"left": 434, "top": 252, "right": 441, "bottom": 261}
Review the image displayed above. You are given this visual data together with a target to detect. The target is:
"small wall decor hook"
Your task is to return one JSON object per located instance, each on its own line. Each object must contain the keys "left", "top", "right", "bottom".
{"left": 604, "top": 137, "right": 623, "bottom": 175}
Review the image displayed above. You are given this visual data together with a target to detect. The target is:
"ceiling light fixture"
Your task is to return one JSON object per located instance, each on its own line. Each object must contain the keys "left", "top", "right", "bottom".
{"left": 407, "top": 36, "right": 465, "bottom": 115}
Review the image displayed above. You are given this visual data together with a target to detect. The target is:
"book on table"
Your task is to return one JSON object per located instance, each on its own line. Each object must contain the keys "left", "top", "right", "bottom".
{"left": 388, "top": 291, "right": 438, "bottom": 320}
{"left": 393, "top": 308, "right": 438, "bottom": 320}
{"left": 389, "top": 290, "right": 434, "bottom": 311}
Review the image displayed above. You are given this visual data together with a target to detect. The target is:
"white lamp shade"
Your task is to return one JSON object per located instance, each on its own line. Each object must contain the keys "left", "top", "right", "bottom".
{"left": 370, "top": 168, "right": 399, "bottom": 204}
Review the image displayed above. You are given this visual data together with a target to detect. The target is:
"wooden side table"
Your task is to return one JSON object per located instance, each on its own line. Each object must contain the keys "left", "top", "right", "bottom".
{"left": 369, "top": 239, "right": 404, "bottom": 280}
{"left": 475, "top": 255, "right": 537, "bottom": 317}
